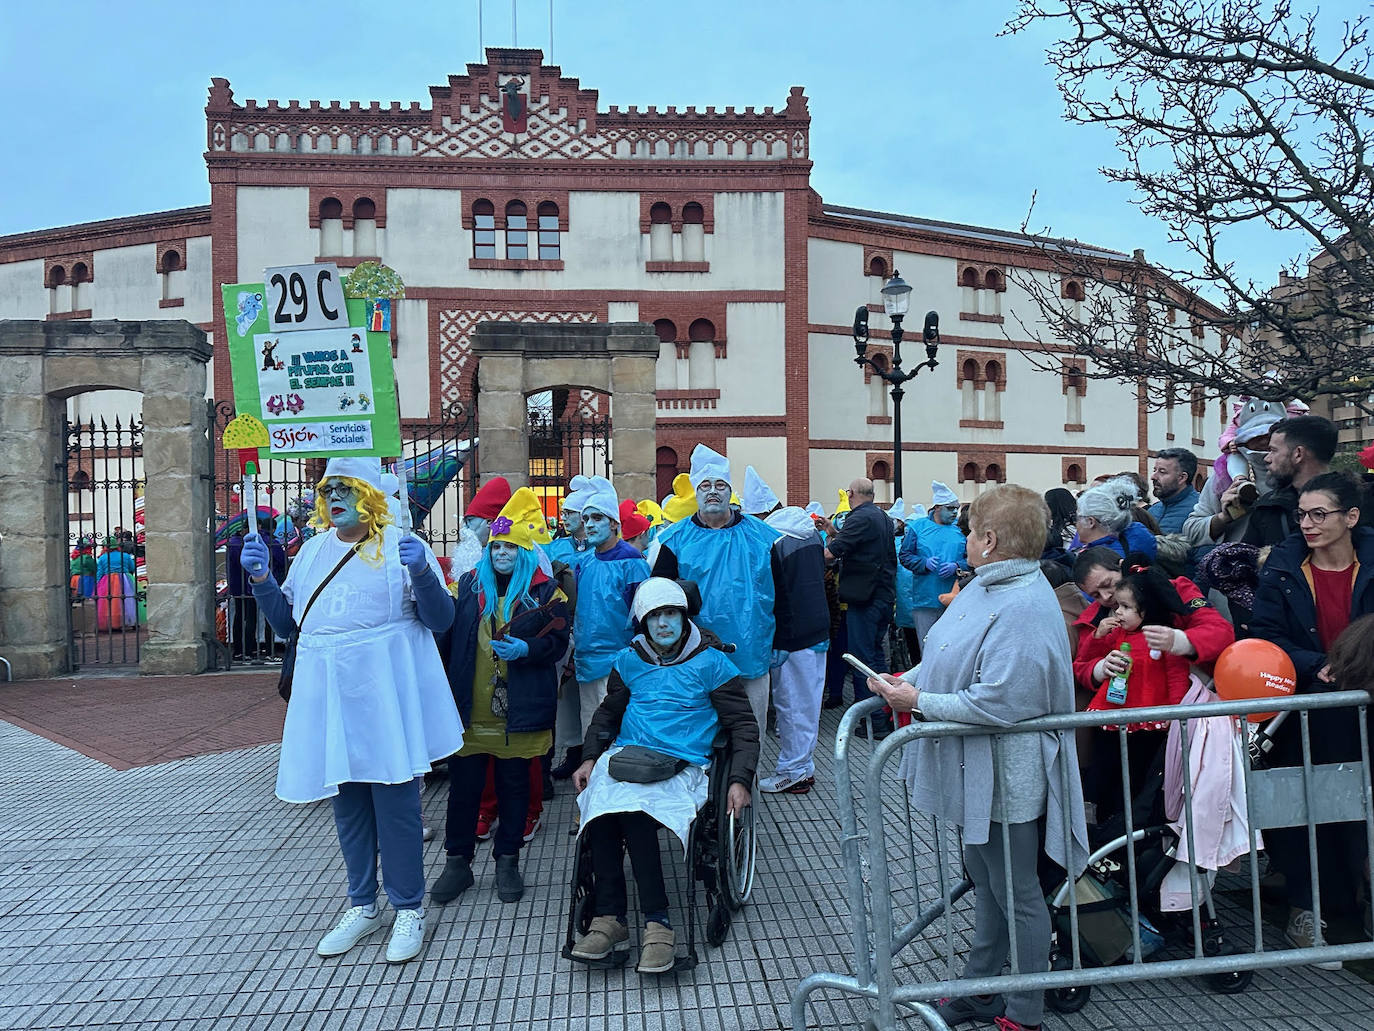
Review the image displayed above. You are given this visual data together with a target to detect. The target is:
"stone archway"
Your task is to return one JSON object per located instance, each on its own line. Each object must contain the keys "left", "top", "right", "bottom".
{"left": 470, "top": 322, "right": 658, "bottom": 503}
{"left": 0, "top": 320, "right": 213, "bottom": 678}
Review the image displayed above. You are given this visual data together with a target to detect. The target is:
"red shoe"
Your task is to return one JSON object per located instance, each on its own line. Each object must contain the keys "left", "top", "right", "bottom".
{"left": 993, "top": 1017, "right": 1040, "bottom": 1031}
{"left": 476, "top": 815, "right": 495, "bottom": 841}
{"left": 523, "top": 815, "right": 542, "bottom": 842}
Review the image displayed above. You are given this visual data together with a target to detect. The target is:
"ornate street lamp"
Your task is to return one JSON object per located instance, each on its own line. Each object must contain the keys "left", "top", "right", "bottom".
{"left": 852, "top": 271, "right": 939, "bottom": 500}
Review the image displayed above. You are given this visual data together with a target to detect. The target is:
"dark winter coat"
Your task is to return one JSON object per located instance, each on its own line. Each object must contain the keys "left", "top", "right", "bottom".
{"left": 770, "top": 530, "right": 829, "bottom": 652}
{"left": 436, "top": 571, "right": 571, "bottom": 734}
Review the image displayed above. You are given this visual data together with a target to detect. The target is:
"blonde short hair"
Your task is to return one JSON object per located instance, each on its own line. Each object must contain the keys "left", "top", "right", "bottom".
{"left": 968, "top": 485, "right": 1050, "bottom": 561}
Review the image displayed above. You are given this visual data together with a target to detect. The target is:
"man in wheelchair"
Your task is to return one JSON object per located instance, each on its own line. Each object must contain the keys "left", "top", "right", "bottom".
{"left": 569, "top": 577, "right": 759, "bottom": 974}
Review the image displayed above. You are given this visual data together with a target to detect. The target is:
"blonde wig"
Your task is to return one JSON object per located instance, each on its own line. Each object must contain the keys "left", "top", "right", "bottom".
{"left": 309, "top": 476, "right": 393, "bottom": 566}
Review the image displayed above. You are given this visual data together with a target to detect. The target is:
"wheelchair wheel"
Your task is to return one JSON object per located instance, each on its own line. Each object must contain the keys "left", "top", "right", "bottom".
{"left": 706, "top": 902, "right": 732, "bottom": 947}
{"left": 720, "top": 805, "right": 757, "bottom": 910}
{"left": 1207, "top": 969, "right": 1252, "bottom": 994}
{"left": 1045, "top": 953, "right": 1091, "bottom": 1013}
{"left": 573, "top": 891, "right": 595, "bottom": 936}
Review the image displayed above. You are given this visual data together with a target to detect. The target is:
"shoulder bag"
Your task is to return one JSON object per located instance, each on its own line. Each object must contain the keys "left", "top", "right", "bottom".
{"left": 277, "top": 545, "right": 358, "bottom": 702}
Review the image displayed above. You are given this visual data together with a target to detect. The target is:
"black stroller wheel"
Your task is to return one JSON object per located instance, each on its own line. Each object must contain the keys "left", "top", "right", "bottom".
{"left": 1045, "top": 984, "right": 1091, "bottom": 1013}
{"left": 1207, "top": 968, "right": 1252, "bottom": 994}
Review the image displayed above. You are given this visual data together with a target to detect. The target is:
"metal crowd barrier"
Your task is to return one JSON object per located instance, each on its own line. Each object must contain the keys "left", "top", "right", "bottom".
{"left": 792, "top": 690, "right": 1374, "bottom": 1031}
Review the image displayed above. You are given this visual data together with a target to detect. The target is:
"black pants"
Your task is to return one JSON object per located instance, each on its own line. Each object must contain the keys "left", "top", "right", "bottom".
{"left": 824, "top": 621, "right": 849, "bottom": 704}
{"left": 1085, "top": 728, "right": 1167, "bottom": 832}
{"left": 445, "top": 753, "right": 530, "bottom": 860}
{"left": 231, "top": 594, "right": 258, "bottom": 657}
{"left": 587, "top": 811, "right": 669, "bottom": 919}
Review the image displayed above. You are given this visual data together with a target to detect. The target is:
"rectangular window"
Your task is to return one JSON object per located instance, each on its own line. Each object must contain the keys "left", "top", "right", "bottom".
{"left": 538, "top": 212, "right": 560, "bottom": 260}
{"left": 506, "top": 211, "right": 528, "bottom": 260}
{"left": 474, "top": 212, "right": 496, "bottom": 258}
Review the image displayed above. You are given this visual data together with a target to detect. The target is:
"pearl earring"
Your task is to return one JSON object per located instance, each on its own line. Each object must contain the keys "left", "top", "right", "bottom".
{"left": 981, "top": 548, "right": 992, "bottom": 558}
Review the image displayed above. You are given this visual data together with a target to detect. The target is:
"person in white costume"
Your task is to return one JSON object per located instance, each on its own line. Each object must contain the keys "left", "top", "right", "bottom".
{"left": 242, "top": 456, "right": 463, "bottom": 965}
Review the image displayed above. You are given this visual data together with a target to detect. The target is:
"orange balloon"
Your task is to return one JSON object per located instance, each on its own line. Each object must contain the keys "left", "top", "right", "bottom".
{"left": 1213, "top": 638, "right": 1297, "bottom": 723}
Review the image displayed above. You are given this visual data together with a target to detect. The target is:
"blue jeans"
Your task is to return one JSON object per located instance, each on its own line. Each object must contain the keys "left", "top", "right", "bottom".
{"left": 332, "top": 779, "right": 425, "bottom": 911}
{"left": 846, "top": 599, "right": 891, "bottom": 703}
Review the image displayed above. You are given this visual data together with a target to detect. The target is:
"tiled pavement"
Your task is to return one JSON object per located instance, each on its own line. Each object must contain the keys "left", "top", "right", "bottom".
{"left": 4, "top": 699, "right": 1374, "bottom": 1030}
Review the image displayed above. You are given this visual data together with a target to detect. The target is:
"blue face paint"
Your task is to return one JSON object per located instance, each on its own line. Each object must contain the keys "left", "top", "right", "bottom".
{"left": 465, "top": 515, "right": 491, "bottom": 545}
{"left": 646, "top": 608, "right": 684, "bottom": 653}
{"left": 490, "top": 541, "right": 519, "bottom": 574}
{"left": 562, "top": 509, "right": 583, "bottom": 534}
{"left": 695, "top": 479, "right": 731, "bottom": 517}
{"left": 322, "top": 478, "right": 362, "bottom": 529}
{"left": 584, "top": 513, "right": 616, "bottom": 547}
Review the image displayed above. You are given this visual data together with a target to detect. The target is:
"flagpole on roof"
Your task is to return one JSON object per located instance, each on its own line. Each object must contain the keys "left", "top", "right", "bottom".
{"left": 477, "top": 0, "right": 483, "bottom": 55}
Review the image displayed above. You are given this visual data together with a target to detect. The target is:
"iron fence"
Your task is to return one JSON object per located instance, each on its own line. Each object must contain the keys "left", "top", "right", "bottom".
{"left": 792, "top": 690, "right": 1374, "bottom": 1031}
{"left": 63, "top": 415, "right": 145, "bottom": 668}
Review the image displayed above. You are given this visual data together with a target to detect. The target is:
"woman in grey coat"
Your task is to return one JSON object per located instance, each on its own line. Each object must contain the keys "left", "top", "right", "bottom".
{"left": 870, "top": 484, "right": 1089, "bottom": 1031}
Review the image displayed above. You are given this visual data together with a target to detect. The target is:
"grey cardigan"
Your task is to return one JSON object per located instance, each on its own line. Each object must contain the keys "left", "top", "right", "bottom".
{"left": 900, "top": 557, "right": 1089, "bottom": 875}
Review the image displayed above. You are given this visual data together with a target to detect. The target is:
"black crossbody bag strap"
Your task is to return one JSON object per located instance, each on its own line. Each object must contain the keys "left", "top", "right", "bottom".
{"left": 296, "top": 545, "right": 358, "bottom": 633}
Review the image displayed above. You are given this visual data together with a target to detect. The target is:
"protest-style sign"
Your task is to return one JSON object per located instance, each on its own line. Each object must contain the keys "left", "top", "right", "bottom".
{"left": 222, "top": 264, "right": 401, "bottom": 460}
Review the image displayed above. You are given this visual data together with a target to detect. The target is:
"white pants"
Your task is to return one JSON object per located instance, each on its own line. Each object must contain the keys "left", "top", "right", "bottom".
{"left": 568, "top": 676, "right": 609, "bottom": 748}
{"left": 742, "top": 674, "right": 770, "bottom": 754}
{"left": 770, "top": 649, "right": 826, "bottom": 780}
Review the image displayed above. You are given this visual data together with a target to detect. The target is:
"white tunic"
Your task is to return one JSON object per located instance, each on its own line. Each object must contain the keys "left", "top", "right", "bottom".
{"left": 275, "top": 525, "right": 464, "bottom": 803}
{"left": 576, "top": 746, "right": 709, "bottom": 854}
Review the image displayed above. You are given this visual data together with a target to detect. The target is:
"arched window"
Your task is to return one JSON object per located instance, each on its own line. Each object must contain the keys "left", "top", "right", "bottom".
{"left": 71, "top": 262, "right": 89, "bottom": 284}
{"left": 537, "top": 201, "right": 560, "bottom": 260}
{"left": 871, "top": 459, "right": 890, "bottom": 482}
{"left": 319, "top": 197, "right": 343, "bottom": 220}
{"left": 505, "top": 201, "right": 528, "bottom": 259}
{"left": 984, "top": 269, "right": 1003, "bottom": 291}
{"left": 650, "top": 202, "right": 673, "bottom": 224}
{"left": 962, "top": 462, "right": 980, "bottom": 483}
{"left": 351, "top": 198, "right": 378, "bottom": 255}
{"left": 653, "top": 319, "right": 677, "bottom": 343}
{"left": 159, "top": 250, "right": 181, "bottom": 274}
{"left": 48, "top": 265, "right": 66, "bottom": 288}
{"left": 352, "top": 197, "right": 375, "bottom": 220}
{"left": 682, "top": 202, "right": 704, "bottom": 225}
{"left": 688, "top": 318, "right": 715, "bottom": 342}
{"left": 680, "top": 202, "right": 706, "bottom": 262}
{"left": 984, "top": 359, "right": 1001, "bottom": 384}
{"left": 962, "top": 358, "right": 980, "bottom": 383}
{"left": 687, "top": 319, "right": 717, "bottom": 390}
{"left": 656, "top": 446, "right": 680, "bottom": 502}
{"left": 985, "top": 462, "right": 1003, "bottom": 484}
{"left": 1064, "top": 280, "right": 1086, "bottom": 302}
{"left": 1066, "top": 463, "right": 1083, "bottom": 485}
{"left": 961, "top": 267, "right": 979, "bottom": 289}
{"left": 868, "top": 255, "right": 888, "bottom": 278}
{"left": 472, "top": 199, "right": 496, "bottom": 258}
{"left": 319, "top": 197, "right": 344, "bottom": 255}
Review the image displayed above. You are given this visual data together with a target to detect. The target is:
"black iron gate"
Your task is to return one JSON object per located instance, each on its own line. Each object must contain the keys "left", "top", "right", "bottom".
{"left": 64, "top": 415, "right": 145, "bottom": 668}
{"left": 207, "top": 400, "right": 478, "bottom": 667}
{"left": 526, "top": 389, "right": 612, "bottom": 515}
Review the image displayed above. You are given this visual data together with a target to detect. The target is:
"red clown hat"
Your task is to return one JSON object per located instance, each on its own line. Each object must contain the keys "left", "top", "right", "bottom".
{"left": 467, "top": 477, "right": 513, "bottom": 520}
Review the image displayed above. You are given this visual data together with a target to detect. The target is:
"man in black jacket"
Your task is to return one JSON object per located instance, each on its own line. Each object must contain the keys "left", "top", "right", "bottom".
{"left": 1244, "top": 415, "right": 1339, "bottom": 547}
{"left": 817, "top": 478, "right": 897, "bottom": 737}
{"left": 759, "top": 504, "right": 830, "bottom": 794}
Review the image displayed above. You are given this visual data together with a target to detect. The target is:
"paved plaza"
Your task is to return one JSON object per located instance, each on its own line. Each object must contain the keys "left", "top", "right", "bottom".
{"left": 4, "top": 677, "right": 1374, "bottom": 1030}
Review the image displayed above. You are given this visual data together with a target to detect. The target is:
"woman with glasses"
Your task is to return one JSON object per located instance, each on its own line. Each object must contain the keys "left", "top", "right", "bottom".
{"left": 1251, "top": 471, "right": 1374, "bottom": 960}
{"left": 431, "top": 487, "right": 571, "bottom": 908}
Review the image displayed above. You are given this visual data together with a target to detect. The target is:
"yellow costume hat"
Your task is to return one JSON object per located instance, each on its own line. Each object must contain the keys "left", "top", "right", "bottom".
{"left": 490, "top": 487, "right": 553, "bottom": 551}
{"left": 833, "top": 487, "right": 851, "bottom": 517}
{"left": 637, "top": 499, "right": 665, "bottom": 526}
{"left": 662, "top": 473, "right": 698, "bottom": 523}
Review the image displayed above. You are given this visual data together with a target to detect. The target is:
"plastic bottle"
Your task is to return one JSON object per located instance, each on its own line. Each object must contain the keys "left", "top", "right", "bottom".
{"left": 1106, "top": 642, "right": 1132, "bottom": 705}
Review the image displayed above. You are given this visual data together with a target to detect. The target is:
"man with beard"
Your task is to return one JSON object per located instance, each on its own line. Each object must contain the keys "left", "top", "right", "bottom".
{"left": 651, "top": 445, "right": 780, "bottom": 744}
{"left": 1243, "top": 415, "right": 1340, "bottom": 547}
{"left": 1147, "top": 448, "right": 1200, "bottom": 535}
{"left": 1183, "top": 402, "right": 1285, "bottom": 549}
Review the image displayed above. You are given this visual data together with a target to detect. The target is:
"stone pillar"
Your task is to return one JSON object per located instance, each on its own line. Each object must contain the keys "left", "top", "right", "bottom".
{"left": 0, "top": 320, "right": 212, "bottom": 679}
{"left": 470, "top": 321, "right": 659, "bottom": 502}
{"left": 0, "top": 347, "right": 68, "bottom": 679}
{"left": 139, "top": 351, "right": 213, "bottom": 675}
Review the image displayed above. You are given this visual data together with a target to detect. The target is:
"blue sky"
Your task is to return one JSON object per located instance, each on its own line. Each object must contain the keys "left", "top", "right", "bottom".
{"left": 0, "top": 0, "right": 1333, "bottom": 289}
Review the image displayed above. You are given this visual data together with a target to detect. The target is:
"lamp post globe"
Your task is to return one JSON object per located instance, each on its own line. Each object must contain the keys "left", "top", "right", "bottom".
{"left": 880, "top": 273, "right": 912, "bottom": 318}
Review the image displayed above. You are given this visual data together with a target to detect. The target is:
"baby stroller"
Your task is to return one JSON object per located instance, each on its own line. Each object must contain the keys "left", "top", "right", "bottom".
{"left": 1044, "top": 681, "right": 1255, "bottom": 1013}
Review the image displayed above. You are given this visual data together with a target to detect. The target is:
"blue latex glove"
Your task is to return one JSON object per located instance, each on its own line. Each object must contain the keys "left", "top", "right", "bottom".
{"left": 398, "top": 535, "right": 429, "bottom": 575}
{"left": 938, "top": 561, "right": 959, "bottom": 578}
{"left": 491, "top": 636, "right": 529, "bottom": 662}
{"left": 923, "top": 556, "right": 942, "bottom": 573}
{"left": 241, "top": 534, "right": 271, "bottom": 580}
{"left": 771, "top": 649, "right": 790, "bottom": 669}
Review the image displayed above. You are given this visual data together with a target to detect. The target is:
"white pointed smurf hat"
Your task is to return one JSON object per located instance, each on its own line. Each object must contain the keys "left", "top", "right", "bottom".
{"left": 321, "top": 456, "right": 382, "bottom": 490}
{"left": 741, "top": 465, "right": 780, "bottom": 515}
{"left": 689, "top": 444, "right": 730, "bottom": 487}
{"left": 931, "top": 480, "right": 958, "bottom": 506}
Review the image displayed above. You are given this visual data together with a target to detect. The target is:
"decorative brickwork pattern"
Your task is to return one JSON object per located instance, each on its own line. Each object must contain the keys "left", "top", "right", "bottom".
{"left": 435, "top": 307, "right": 597, "bottom": 406}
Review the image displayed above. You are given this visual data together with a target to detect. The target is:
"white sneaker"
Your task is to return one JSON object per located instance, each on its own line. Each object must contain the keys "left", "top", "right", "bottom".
{"left": 759, "top": 773, "right": 815, "bottom": 794}
{"left": 422, "top": 825, "right": 435, "bottom": 842}
{"left": 316, "top": 905, "right": 383, "bottom": 957}
{"left": 386, "top": 908, "right": 426, "bottom": 964}
{"left": 1285, "top": 908, "right": 1343, "bottom": 970}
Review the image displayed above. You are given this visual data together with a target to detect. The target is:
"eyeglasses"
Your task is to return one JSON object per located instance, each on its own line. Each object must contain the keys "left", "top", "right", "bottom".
{"left": 1296, "top": 507, "right": 1349, "bottom": 525}
{"left": 319, "top": 483, "right": 356, "bottom": 501}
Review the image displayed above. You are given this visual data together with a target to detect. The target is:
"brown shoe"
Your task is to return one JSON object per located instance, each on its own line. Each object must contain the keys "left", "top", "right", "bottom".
{"left": 571, "top": 916, "right": 629, "bottom": 960}
{"left": 636, "top": 921, "right": 675, "bottom": 974}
